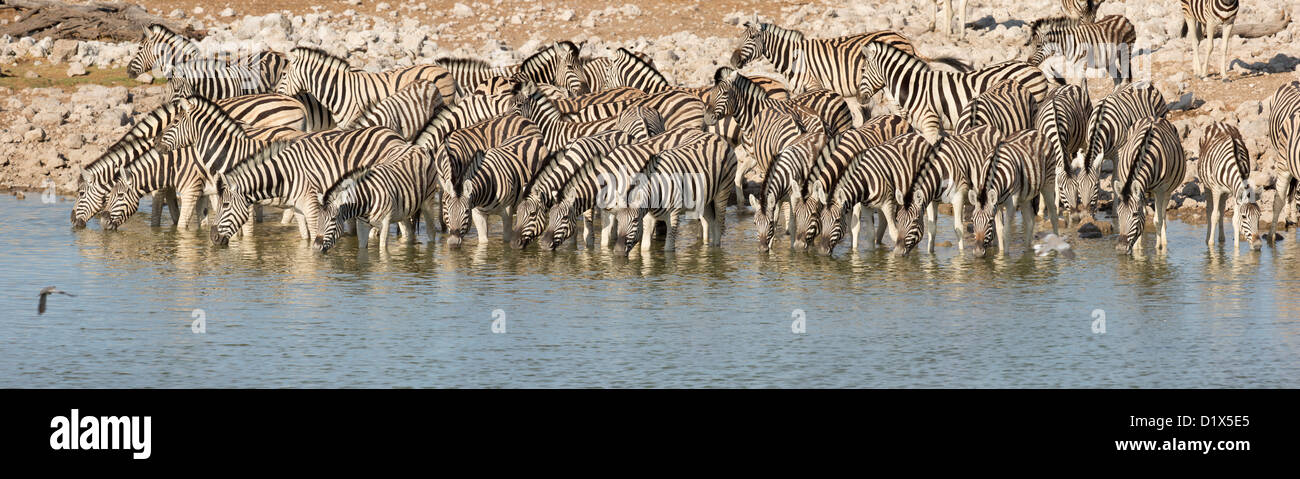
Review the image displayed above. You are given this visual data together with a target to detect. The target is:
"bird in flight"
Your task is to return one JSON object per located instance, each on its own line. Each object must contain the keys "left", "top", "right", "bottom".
{"left": 1033, "top": 234, "right": 1075, "bottom": 259}
{"left": 38, "top": 286, "right": 76, "bottom": 315}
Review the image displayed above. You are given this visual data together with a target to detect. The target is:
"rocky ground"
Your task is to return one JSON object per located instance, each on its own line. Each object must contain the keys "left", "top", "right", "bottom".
{"left": 1, "top": 0, "right": 1299, "bottom": 225}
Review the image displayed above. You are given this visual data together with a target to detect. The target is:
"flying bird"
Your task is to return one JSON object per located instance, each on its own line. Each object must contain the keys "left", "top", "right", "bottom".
{"left": 1033, "top": 234, "right": 1075, "bottom": 259}
{"left": 38, "top": 286, "right": 76, "bottom": 315}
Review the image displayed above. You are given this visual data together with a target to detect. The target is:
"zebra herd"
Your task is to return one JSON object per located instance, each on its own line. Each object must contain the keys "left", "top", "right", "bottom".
{"left": 68, "top": 1, "right": 1300, "bottom": 260}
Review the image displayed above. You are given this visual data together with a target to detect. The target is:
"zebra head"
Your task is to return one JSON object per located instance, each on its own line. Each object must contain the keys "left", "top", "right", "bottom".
{"left": 729, "top": 20, "right": 766, "bottom": 69}
{"left": 749, "top": 193, "right": 778, "bottom": 252}
{"left": 443, "top": 192, "right": 472, "bottom": 249}
{"left": 893, "top": 190, "right": 931, "bottom": 257}
{"left": 315, "top": 176, "right": 363, "bottom": 254}
{"left": 1237, "top": 187, "right": 1262, "bottom": 251}
{"left": 613, "top": 188, "right": 650, "bottom": 256}
{"left": 104, "top": 170, "right": 143, "bottom": 230}
{"left": 968, "top": 187, "right": 999, "bottom": 258}
{"left": 857, "top": 42, "right": 890, "bottom": 99}
{"left": 813, "top": 201, "right": 846, "bottom": 256}
{"left": 510, "top": 197, "right": 547, "bottom": 249}
{"left": 127, "top": 24, "right": 196, "bottom": 79}
{"left": 274, "top": 48, "right": 313, "bottom": 98}
{"left": 553, "top": 41, "right": 588, "bottom": 96}
{"left": 509, "top": 81, "right": 543, "bottom": 120}
{"left": 543, "top": 200, "right": 578, "bottom": 250}
{"left": 211, "top": 177, "right": 253, "bottom": 246}
{"left": 157, "top": 97, "right": 201, "bottom": 153}
{"left": 1113, "top": 191, "right": 1145, "bottom": 254}
{"left": 72, "top": 169, "right": 106, "bottom": 228}
{"left": 703, "top": 67, "right": 740, "bottom": 126}
{"left": 790, "top": 196, "right": 820, "bottom": 251}
{"left": 1073, "top": 149, "right": 1101, "bottom": 221}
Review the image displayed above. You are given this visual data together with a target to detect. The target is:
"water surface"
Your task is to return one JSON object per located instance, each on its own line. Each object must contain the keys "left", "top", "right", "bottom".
{"left": 3, "top": 194, "right": 1298, "bottom": 387}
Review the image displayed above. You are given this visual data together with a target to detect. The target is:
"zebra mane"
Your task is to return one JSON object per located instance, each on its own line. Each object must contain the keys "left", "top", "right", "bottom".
{"left": 520, "top": 42, "right": 567, "bottom": 72}
{"left": 220, "top": 139, "right": 294, "bottom": 192}
{"left": 1030, "top": 16, "right": 1083, "bottom": 36}
{"left": 514, "top": 81, "right": 561, "bottom": 122}
{"left": 613, "top": 47, "right": 670, "bottom": 88}
{"left": 181, "top": 96, "right": 252, "bottom": 141}
{"left": 754, "top": 22, "right": 804, "bottom": 43}
{"left": 437, "top": 57, "right": 495, "bottom": 72}
{"left": 290, "top": 47, "right": 354, "bottom": 73}
{"left": 868, "top": 40, "right": 930, "bottom": 72}
{"left": 346, "top": 80, "right": 442, "bottom": 130}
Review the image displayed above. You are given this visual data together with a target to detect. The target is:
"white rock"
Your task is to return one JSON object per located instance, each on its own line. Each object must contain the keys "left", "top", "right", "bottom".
{"left": 192, "top": 7, "right": 204, "bottom": 15}
{"left": 136, "top": 72, "right": 154, "bottom": 83}
{"left": 219, "top": 8, "right": 234, "bottom": 18}
{"left": 557, "top": 9, "right": 576, "bottom": 22}
{"left": 65, "top": 62, "right": 86, "bottom": 77}
{"left": 452, "top": 3, "right": 472, "bottom": 18}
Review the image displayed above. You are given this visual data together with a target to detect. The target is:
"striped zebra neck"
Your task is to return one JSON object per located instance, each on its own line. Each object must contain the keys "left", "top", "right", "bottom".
{"left": 292, "top": 48, "right": 368, "bottom": 122}
{"left": 731, "top": 76, "right": 778, "bottom": 131}
{"left": 758, "top": 25, "right": 805, "bottom": 79}
{"left": 186, "top": 98, "right": 264, "bottom": 166}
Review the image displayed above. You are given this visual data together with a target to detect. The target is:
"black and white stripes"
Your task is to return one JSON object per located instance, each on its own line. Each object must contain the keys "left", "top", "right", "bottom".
{"left": 1197, "top": 122, "right": 1260, "bottom": 250}
{"left": 1180, "top": 0, "right": 1240, "bottom": 78}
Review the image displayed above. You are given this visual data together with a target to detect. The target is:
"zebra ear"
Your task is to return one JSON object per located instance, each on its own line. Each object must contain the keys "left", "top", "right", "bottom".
{"left": 747, "top": 194, "right": 760, "bottom": 211}
{"left": 967, "top": 189, "right": 979, "bottom": 206}
{"left": 939, "top": 179, "right": 954, "bottom": 202}
{"left": 811, "top": 182, "right": 827, "bottom": 206}
{"left": 713, "top": 66, "right": 735, "bottom": 84}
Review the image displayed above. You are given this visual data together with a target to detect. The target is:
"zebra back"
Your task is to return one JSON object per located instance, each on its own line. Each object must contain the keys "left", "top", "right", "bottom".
{"left": 342, "top": 80, "right": 446, "bottom": 141}
{"left": 1267, "top": 82, "right": 1300, "bottom": 164}
{"left": 1116, "top": 116, "right": 1185, "bottom": 202}
{"left": 436, "top": 113, "right": 539, "bottom": 197}
{"left": 1198, "top": 122, "right": 1252, "bottom": 200}
{"left": 808, "top": 115, "right": 910, "bottom": 203}
{"left": 1083, "top": 81, "right": 1168, "bottom": 170}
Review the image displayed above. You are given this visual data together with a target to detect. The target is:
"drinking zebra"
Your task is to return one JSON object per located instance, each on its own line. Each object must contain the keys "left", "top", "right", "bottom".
{"left": 1034, "top": 84, "right": 1091, "bottom": 224}
{"left": 543, "top": 128, "right": 707, "bottom": 249}
{"left": 512, "top": 131, "right": 638, "bottom": 249}
{"left": 813, "top": 133, "right": 933, "bottom": 255}
{"left": 103, "top": 148, "right": 203, "bottom": 230}
{"left": 1113, "top": 117, "right": 1186, "bottom": 254}
{"left": 1180, "top": 0, "right": 1239, "bottom": 78}
{"left": 1197, "top": 122, "right": 1261, "bottom": 250}
{"left": 858, "top": 41, "right": 1049, "bottom": 144}
{"left": 704, "top": 67, "right": 853, "bottom": 139}
{"left": 613, "top": 132, "right": 737, "bottom": 254}
{"left": 954, "top": 78, "right": 1037, "bottom": 135}
{"left": 969, "top": 130, "right": 1054, "bottom": 257}
{"left": 1025, "top": 15, "right": 1136, "bottom": 89}
{"left": 210, "top": 126, "right": 409, "bottom": 245}
{"left": 510, "top": 81, "right": 654, "bottom": 155}
{"left": 314, "top": 145, "right": 439, "bottom": 253}
{"left": 751, "top": 121, "right": 826, "bottom": 251}
{"left": 1076, "top": 81, "right": 1167, "bottom": 221}
{"left": 1267, "top": 82, "right": 1300, "bottom": 244}
{"left": 794, "top": 115, "right": 911, "bottom": 251}
{"left": 275, "top": 47, "right": 456, "bottom": 127}
{"left": 892, "top": 125, "right": 1006, "bottom": 256}
{"left": 444, "top": 133, "right": 550, "bottom": 247}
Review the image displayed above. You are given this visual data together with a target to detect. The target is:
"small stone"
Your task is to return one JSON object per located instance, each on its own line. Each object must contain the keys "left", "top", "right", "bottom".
{"left": 219, "top": 8, "right": 234, "bottom": 18}
{"left": 556, "top": 9, "right": 575, "bottom": 22}
{"left": 49, "top": 39, "right": 78, "bottom": 63}
{"left": 1078, "top": 222, "right": 1106, "bottom": 239}
{"left": 61, "top": 134, "right": 84, "bottom": 149}
{"left": 191, "top": 7, "right": 204, "bottom": 15}
{"left": 65, "top": 62, "right": 86, "bottom": 77}
{"left": 23, "top": 70, "right": 37, "bottom": 79}
{"left": 452, "top": 3, "right": 472, "bottom": 18}
{"left": 135, "top": 72, "right": 153, "bottom": 83}
{"left": 23, "top": 128, "right": 45, "bottom": 142}
{"left": 376, "top": 2, "right": 390, "bottom": 11}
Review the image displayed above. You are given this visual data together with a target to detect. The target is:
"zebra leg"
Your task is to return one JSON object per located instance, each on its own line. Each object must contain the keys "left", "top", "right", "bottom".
{"left": 995, "top": 202, "right": 1010, "bottom": 254}
{"left": 378, "top": 219, "right": 392, "bottom": 249}
{"left": 713, "top": 198, "right": 728, "bottom": 246}
{"left": 781, "top": 201, "right": 793, "bottom": 238}
{"left": 1216, "top": 190, "right": 1228, "bottom": 244}
{"left": 149, "top": 191, "right": 164, "bottom": 227}
{"left": 1189, "top": 20, "right": 1204, "bottom": 77}
{"left": 952, "top": 187, "right": 967, "bottom": 251}
{"left": 665, "top": 213, "right": 680, "bottom": 252}
{"left": 1022, "top": 201, "right": 1036, "bottom": 252}
{"left": 356, "top": 220, "right": 370, "bottom": 250}
{"left": 1158, "top": 191, "right": 1171, "bottom": 251}
{"left": 296, "top": 212, "right": 310, "bottom": 240}
{"left": 600, "top": 210, "right": 615, "bottom": 248}
{"left": 1268, "top": 174, "right": 1291, "bottom": 243}
{"left": 881, "top": 203, "right": 898, "bottom": 249}
{"left": 421, "top": 204, "right": 440, "bottom": 245}
{"left": 859, "top": 205, "right": 873, "bottom": 251}
{"left": 165, "top": 189, "right": 180, "bottom": 226}
{"left": 874, "top": 211, "right": 888, "bottom": 245}
{"left": 925, "top": 201, "right": 938, "bottom": 254}
{"left": 1232, "top": 200, "right": 1242, "bottom": 250}
{"left": 177, "top": 190, "right": 198, "bottom": 230}
{"left": 280, "top": 208, "right": 295, "bottom": 224}
{"left": 1220, "top": 23, "right": 1233, "bottom": 79}
{"left": 1043, "top": 191, "right": 1060, "bottom": 236}
{"left": 472, "top": 208, "right": 489, "bottom": 243}
{"left": 1206, "top": 189, "right": 1219, "bottom": 247}
{"left": 501, "top": 206, "right": 514, "bottom": 245}
{"left": 399, "top": 220, "right": 415, "bottom": 245}
{"left": 640, "top": 213, "right": 656, "bottom": 253}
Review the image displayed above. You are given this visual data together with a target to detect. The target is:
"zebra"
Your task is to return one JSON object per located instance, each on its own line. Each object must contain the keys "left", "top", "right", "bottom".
{"left": 542, "top": 128, "right": 707, "bottom": 249}
{"left": 1061, "top": 0, "right": 1105, "bottom": 22}
{"left": 211, "top": 126, "right": 409, "bottom": 245}
{"left": 544, "top": 87, "right": 644, "bottom": 119}
{"left": 955, "top": 78, "right": 1037, "bottom": 135}
{"left": 1034, "top": 84, "right": 1091, "bottom": 224}
{"left": 559, "top": 89, "right": 704, "bottom": 131}
{"left": 1197, "top": 122, "right": 1261, "bottom": 250}
{"left": 1181, "top": 0, "right": 1239, "bottom": 78}
{"left": 794, "top": 115, "right": 911, "bottom": 251}
{"left": 1076, "top": 81, "right": 1168, "bottom": 220}
{"left": 339, "top": 80, "right": 446, "bottom": 141}
{"left": 128, "top": 24, "right": 287, "bottom": 98}
{"left": 613, "top": 105, "right": 667, "bottom": 141}
{"left": 411, "top": 80, "right": 519, "bottom": 151}
{"left": 812, "top": 132, "right": 933, "bottom": 255}
{"left": 103, "top": 147, "right": 203, "bottom": 230}
{"left": 932, "top": 1, "right": 969, "bottom": 36}
{"left": 968, "top": 130, "right": 1055, "bottom": 257}
{"left": 1113, "top": 116, "right": 1186, "bottom": 254}
{"left": 750, "top": 121, "right": 827, "bottom": 251}
{"left": 859, "top": 41, "right": 1049, "bottom": 144}
{"left": 444, "top": 133, "right": 550, "bottom": 247}
{"left": 1267, "top": 82, "right": 1300, "bottom": 244}
{"left": 71, "top": 94, "right": 310, "bottom": 228}
{"left": 704, "top": 67, "right": 853, "bottom": 139}
{"left": 314, "top": 145, "right": 439, "bottom": 253}
{"left": 511, "top": 131, "right": 638, "bottom": 249}
{"left": 613, "top": 132, "right": 737, "bottom": 254}
{"left": 575, "top": 49, "right": 656, "bottom": 94}
{"left": 274, "top": 47, "right": 456, "bottom": 127}
{"left": 438, "top": 41, "right": 585, "bottom": 97}
{"left": 156, "top": 96, "right": 307, "bottom": 194}
{"left": 893, "top": 125, "right": 1006, "bottom": 255}
{"left": 1025, "top": 15, "right": 1136, "bottom": 89}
